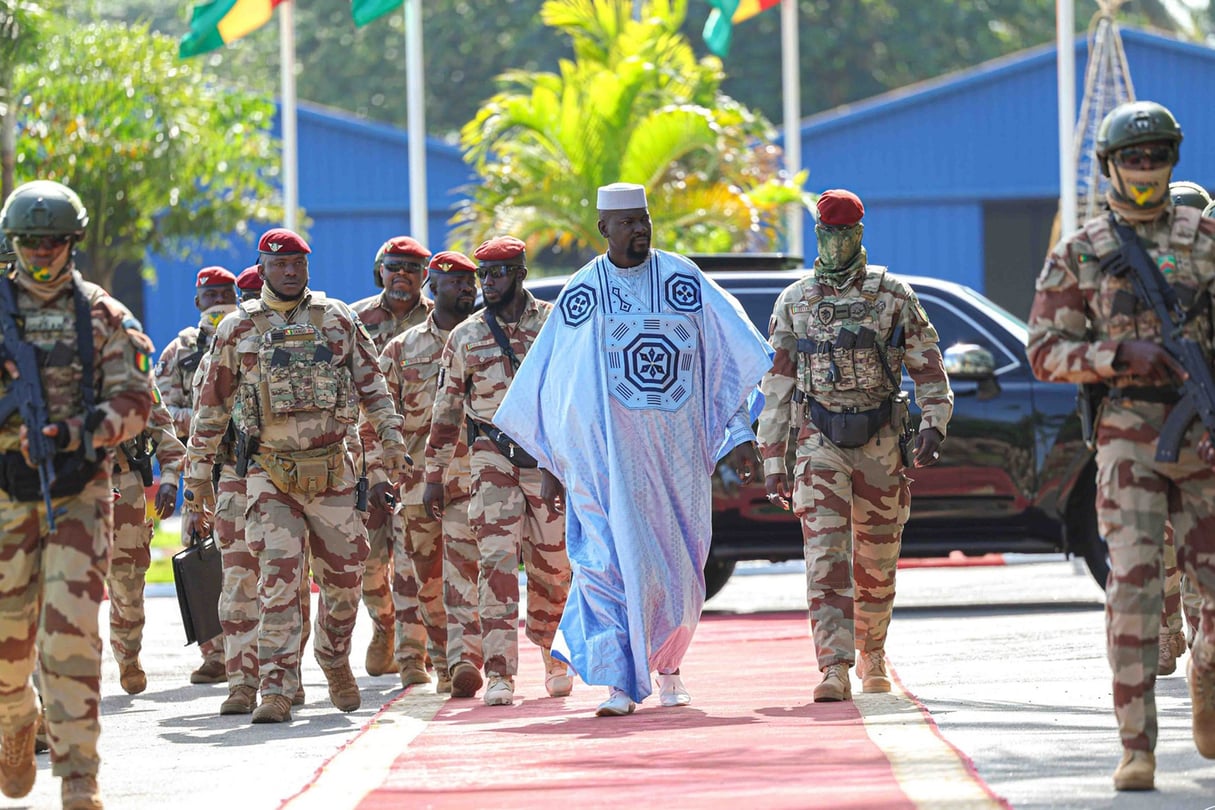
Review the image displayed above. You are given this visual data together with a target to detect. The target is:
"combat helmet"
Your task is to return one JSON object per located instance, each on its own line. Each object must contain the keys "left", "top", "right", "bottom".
{"left": 1204, "top": 200, "right": 1215, "bottom": 219}
{"left": 1171, "top": 181, "right": 1211, "bottom": 211}
{"left": 1095, "top": 101, "right": 1182, "bottom": 176}
{"left": 0, "top": 180, "right": 88, "bottom": 239}
{"left": 0, "top": 233, "right": 13, "bottom": 265}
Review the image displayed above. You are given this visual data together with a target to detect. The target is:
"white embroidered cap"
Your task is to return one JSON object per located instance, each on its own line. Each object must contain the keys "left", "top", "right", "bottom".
{"left": 597, "top": 183, "right": 648, "bottom": 211}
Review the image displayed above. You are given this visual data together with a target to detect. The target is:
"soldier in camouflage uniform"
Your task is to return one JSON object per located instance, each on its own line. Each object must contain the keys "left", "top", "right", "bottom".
{"left": 107, "top": 389, "right": 186, "bottom": 696}
{"left": 0, "top": 180, "right": 154, "bottom": 810}
{"left": 423, "top": 236, "right": 571, "bottom": 706}
{"left": 1029, "top": 102, "right": 1215, "bottom": 791}
{"left": 349, "top": 236, "right": 433, "bottom": 678}
{"left": 372, "top": 251, "right": 479, "bottom": 692}
{"left": 236, "top": 265, "right": 263, "bottom": 303}
{"left": 154, "top": 266, "right": 238, "bottom": 684}
{"left": 758, "top": 189, "right": 953, "bottom": 705}
{"left": 183, "top": 228, "right": 407, "bottom": 725}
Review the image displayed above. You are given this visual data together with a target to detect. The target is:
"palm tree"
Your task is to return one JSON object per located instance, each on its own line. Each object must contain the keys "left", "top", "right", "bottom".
{"left": 451, "top": 0, "right": 808, "bottom": 262}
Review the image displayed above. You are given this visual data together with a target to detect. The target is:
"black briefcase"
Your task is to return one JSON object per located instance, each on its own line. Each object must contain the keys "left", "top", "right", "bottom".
{"left": 171, "top": 535, "right": 223, "bottom": 646}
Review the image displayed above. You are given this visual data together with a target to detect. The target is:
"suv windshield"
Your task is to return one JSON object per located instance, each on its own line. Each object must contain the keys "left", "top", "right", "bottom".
{"left": 956, "top": 285, "right": 1029, "bottom": 346}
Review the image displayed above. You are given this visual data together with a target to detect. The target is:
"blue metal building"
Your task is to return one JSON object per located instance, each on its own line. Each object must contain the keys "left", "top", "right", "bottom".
{"left": 796, "top": 27, "right": 1215, "bottom": 318}
{"left": 137, "top": 102, "right": 473, "bottom": 356}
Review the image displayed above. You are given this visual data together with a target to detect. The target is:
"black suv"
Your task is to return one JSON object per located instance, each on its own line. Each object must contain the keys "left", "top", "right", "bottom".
{"left": 526, "top": 255, "right": 1103, "bottom": 599}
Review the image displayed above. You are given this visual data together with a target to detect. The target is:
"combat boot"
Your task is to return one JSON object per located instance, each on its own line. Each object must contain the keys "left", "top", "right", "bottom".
{"left": 858, "top": 651, "right": 892, "bottom": 693}
{"left": 1159, "top": 631, "right": 1185, "bottom": 676}
{"left": 250, "top": 694, "right": 293, "bottom": 724}
{"left": 219, "top": 685, "right": 257, "bottom": 716}
{"left": 1112, "top": 749, "right": 1155, "bottom": 791}
{"left": 1188, "top": 657, "right": 1215, "bottom": 757}
{"left": 484, "top": 676, "right": 515, "bottom": 706}
{"left": 61, "top": 772, "right": 102, "bottom": 810}
{"left": 293, "top": 685, "right": 306, "bottom": 707}
{"left": 365, "top": 624, "right": 394, "bottom": 677}
{"left": 449, "top": 662, "right": 482, "bottom": 698}
{"left": 189, "top": 656, "right": 226, "bottom": 685}
{"left": 813, "top": 663, "right": 852, "bottom": 703}
{"left": 0, "top": 722, "right": 36, "bottom": 798}
{"left": 436, "top": 672, "right": 453, "bottom": 694}
{"left": 399, "top": 661, "right": 430, "bottom": 688}
{"left": 119, "top": 659, "right": 147, "bottom": 695}
{"left": 321, "top": 661, "right": 361, "bottom": 712}
{"left": 542, "top": 649, "right": 573, "bottom": 698}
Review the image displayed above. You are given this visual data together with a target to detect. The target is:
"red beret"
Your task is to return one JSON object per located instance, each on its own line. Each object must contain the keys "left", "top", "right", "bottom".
{"left": 377, "top": 235, "right": 431, "bottom": 262}
{"left": 257, "top": 227, "right": 311, "bottom": 255}
{"left": 428, "top": 250, "right": 476, "bottom": 273}
{"left": 473, "top": 236, "right": 526, "bottom": 264}
{"left": 816, "top": 189, "right": 865, "bottom": 227}
{"left": 195, "top": 266, "right": 236, "bottom": 288}
{"left": 236, "top": 265, "right": 263, "bottom": 291}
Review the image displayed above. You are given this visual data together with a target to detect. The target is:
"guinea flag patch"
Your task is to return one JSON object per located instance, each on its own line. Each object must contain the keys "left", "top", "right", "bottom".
{"left": 135, "top": 351, "right": 152, "bottom": 373}
{"left": 152, "top": 386, "right": 162, "bottom": 405}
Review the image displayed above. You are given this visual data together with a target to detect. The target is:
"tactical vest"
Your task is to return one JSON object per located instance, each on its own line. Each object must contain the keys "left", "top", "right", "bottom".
{"left": 177, "top": 328, "right": 208, "bottom": 377}
{"left": 233, "top": 296, "right": 358, "bottom": 435}
{"left": 792, "top": 267, "right": 904, "bottom": 399}
{"left": 1081, "top": 208, "right": 1209, "bottom": 344}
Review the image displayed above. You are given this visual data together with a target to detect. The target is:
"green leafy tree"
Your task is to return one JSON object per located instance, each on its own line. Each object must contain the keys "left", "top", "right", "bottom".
{"left": 453, "top": 0, "right": 808, "bottom": 261}
{"left": 0, "top": 1, "right": 59, "bottom": 197}
{"left": 11, "top": 17, "right": 284, "bottom": 290}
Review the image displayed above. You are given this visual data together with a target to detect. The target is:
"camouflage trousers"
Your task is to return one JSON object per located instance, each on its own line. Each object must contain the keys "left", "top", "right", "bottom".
{"left": 792, "top": 426, "right": 910, "bottom": 671}
{"left": 394, "top": 501, "right": 470, "bottom": 674}
{"left": 436, "top": 496, "right": 482, "bottom": 673}
{"left": 466, "top": 444, "right": 570, "bottom": 679}
{"left": 1160, "top": 523, "right": 1202, "bottom": 644}
{"left": 244, "top": 460, "right": 367, "bottom": 698}
{"left": 108, "top": 470, "right": 152, "bottom": 666}
{"left": 361, "top": 499, "right": 396, "bottom": 636}
{"left": 0, "top": 468, "right": 112, "bottom": 778}
{"left": 1096, "top": 403, "right": 1215, "bottom": 752}
{"left": 213, "top": 466, "right": 312, "bottom": 690}
{"left": 178, "top": 497, "right": 223, "bottom": 664}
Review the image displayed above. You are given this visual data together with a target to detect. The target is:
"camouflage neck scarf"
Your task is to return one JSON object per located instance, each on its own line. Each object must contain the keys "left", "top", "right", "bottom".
{"left": 814, "top": 246, "right": 868, "bottom": 290}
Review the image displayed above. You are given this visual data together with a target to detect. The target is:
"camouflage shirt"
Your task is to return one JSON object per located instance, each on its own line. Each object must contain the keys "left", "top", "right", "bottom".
{"left": 377, "top": 313, "right": 471, "bottom": 504}
{"left": 425, "top": 292, "right": 551, "bottom": 484}
{"left": 757, "top": 265, "right": 953, "bottom": 476}
{"left": 1028, "top": 206, "right": 1215, "bottom": 388}
{"left": 350, "top": 291, "right": 433, "bottom": 353}
{"left": 115, "top": 388, "right": 187, "bottom": 483}
{"left": 185, "top": 289, "right": 403, "bottom": 481}
{"left": 155, "top": 318, "right": 217, "bottom": 441}
{"left": 0, "top": 271, "right": 154, "bottom": 454}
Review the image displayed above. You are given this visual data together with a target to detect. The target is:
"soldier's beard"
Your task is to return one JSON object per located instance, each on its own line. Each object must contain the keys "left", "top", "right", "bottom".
{"left": 486, "top": 282, "right": 518, "bottom": 312}
{"left": 386, "top": 288, "right": 418, "bottom": 305}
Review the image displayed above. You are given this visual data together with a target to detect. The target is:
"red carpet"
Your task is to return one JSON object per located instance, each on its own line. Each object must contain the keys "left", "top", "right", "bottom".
{"left": 333, "top": 613, "right": 995, "bottom": 810}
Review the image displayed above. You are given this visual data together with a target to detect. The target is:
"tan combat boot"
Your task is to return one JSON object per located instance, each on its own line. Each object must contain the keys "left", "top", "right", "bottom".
{"left": 0, "top": 722, "right": 36, "bottom": 798}
{"left": 321, "top": 661, "right": 361, "bottom": 712}
{"left": 293, "top": 685, "right": 306, "bottom": 707}
{"left": 365, "top": 624, "right": 394, "bottom": 677}
{"left": 189, "top": 656, "right": 226, "bottom": 685}
{"left": 61, "top": 772, "right": 102, "bottom": 810}
{"left": 1112, "top": 749, "right": 1155, "bottom": 791}
{"left": 813, "top": 663, "right": 852, "bottom": 703}
{"left": 1189, "top": 657, "right": 1215, "bottom": 758}
{"left": 219, "top": 685, "right": 257, "bottom": 716}
{"left": 1159, "top": 631, "right": 1185, "bottom": 676}
{"left": 250, "top": 694, "right": 293, "bottom": 724}
{"left": 484, "top": 676, "right": 515, "bottom": 706}
{"left": 119, "top": 659, "right": 147, "bottom": 695}
{"left": 542, "top": 649, "right": 573, "bottom": 698}
{"left": 858, "top": 651, "right": 892, "bottom": 694}
{"left": 449, "top": 662, "right": 482, "bottom": 698}
{"left": 399, "top": 661, "right": 431, "bottom": 688}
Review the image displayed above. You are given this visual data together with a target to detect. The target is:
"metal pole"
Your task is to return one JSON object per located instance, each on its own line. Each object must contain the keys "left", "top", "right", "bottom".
{"left": 781, "top": 0, "right": 803, "bottom": 257}
{"left": 278, "top": 1, "right": 298, "bottom": 232}
{"left": 404, "top": 0, "right": 429, "bottom": 244}
{"left": 1057, "top": 0, "right": 1077, "bottom": 236}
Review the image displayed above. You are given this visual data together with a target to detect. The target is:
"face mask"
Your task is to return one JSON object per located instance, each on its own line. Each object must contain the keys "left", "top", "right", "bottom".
{"left": 1110, "top": 164, "right": 1173, "bottom": 209}
{"left": 201, "top": 303, "right": 236, "bottom": 330}
{"left": 815, "top": 224, "right": 863, "bottom": 269}
{"left": 15, "top": 241, "right": 71, "bottom": 283}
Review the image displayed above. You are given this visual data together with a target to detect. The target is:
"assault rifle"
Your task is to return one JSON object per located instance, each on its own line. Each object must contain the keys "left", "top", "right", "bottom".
{"left": 0, "top": 278, "right": 62, "bottom": 530}
{"left": 1103, "top": 215, "right": 1215, "bottom": 463}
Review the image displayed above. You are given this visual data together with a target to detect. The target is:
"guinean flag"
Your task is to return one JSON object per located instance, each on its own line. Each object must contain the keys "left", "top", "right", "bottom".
{"left": 352, "top": 0, "right": 401, "bottom": 27}
{"left": 179, "top": 0, "right": 288, "bottom": 58}
{"left": 703, "top": 0, "right": 781, "bottom": 57}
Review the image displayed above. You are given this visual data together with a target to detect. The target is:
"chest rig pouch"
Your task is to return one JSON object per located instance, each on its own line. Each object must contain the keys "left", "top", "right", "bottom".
{"left": 797, "top": 268, "right": 889, "bottom": 393}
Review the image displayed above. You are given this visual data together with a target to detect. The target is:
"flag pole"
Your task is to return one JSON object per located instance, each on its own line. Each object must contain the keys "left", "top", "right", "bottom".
{"left": 404, "top": 0, "right": 429, "bottom": 244}
{"left": 780, "top": 0, "right": 803, "bottom": 258}
{"left": 279, "top": 1, "right": 299, "bottom": 232}
{"left": 1057, "top": 0, "right": 1077, "bottom": 235}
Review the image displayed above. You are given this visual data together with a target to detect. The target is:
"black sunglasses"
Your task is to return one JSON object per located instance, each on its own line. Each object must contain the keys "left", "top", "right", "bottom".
{"left": 476, "top": 264, "right": 523, "bottom": 280}
{"left": 15, "top": 234, "right": 71, "bottom": 250}
{"left": 1112, "top": 144, "right": 1175, "bottom": 170}
{"left": 381, "top": 260, "right": 425, "bottom": 274}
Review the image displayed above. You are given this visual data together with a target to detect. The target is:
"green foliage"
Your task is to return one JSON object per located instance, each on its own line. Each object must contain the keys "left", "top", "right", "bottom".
{"left": 452, "top": 0, "right": 809, "bottom": 260}
{"left": 11, "top": 18, "right": 283, "bottom": 289}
